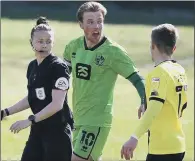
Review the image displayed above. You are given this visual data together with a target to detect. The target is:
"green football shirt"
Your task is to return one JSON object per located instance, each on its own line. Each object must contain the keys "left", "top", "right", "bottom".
{"left": 63, "top": 36, "right": 138, "bottom": 127}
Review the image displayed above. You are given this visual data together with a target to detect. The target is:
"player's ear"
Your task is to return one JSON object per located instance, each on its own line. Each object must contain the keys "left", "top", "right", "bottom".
{"left": 79, "top": 21, "right": 84, "bottom": 29}
{"left": 172, "top": 46, "right": 176, "bottom": 52}
{"left": 151, "top": 43, "right": 156, "bottom": 50}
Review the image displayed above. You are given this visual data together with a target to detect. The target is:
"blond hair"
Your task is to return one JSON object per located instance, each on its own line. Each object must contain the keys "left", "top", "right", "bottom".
{"left": 76, "top": 1, "right": 107, "bottom": 22}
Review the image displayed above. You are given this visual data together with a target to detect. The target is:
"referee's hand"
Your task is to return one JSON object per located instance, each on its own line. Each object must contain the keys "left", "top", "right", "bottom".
{"left": 10, "top": 119, "right": 32, "bottom": 134}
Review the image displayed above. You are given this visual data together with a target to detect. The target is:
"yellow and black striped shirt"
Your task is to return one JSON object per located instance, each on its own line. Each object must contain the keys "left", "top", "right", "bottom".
{"left": 134, "top": 60, "right": 187, "bottom": 154}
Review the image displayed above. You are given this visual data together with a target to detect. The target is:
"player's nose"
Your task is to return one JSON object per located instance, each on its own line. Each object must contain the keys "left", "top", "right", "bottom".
{"left": 93, "top": 23, "right": 101, "bottom": 29}
{"left": 42, "top": 43, "right": 47, "bottom": 48}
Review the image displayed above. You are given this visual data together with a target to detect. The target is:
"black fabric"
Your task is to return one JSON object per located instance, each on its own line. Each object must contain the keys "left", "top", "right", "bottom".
{"left": 84, "top": 36, "right": 107, "bottom": 51}
{"left": 21, "top": 125, "right": 72, "bottom": 161}
{"left": 146, "top": 152, "right": 185, "bottom": 161}
{"left": 26, "top": 54, "right": 74, "bottom": 129}
{"left": 21, "top": 126, "right": 43, "bottom": 161}
{"left": 1, "top": 110, "right": 4, "bottom": 120}
{"left": 149, "top": 97, "right": 165, "bottom": 103}
{"left": 4, "top": 108, "right": 10, "bottom": 116}
{"left": 154, "top": 60, "right": 177, "bottom": 67}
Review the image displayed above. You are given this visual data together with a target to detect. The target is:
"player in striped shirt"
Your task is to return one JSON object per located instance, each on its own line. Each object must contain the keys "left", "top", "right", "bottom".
{"left": 121, "top": 24, "right": 187, "bottom": 161}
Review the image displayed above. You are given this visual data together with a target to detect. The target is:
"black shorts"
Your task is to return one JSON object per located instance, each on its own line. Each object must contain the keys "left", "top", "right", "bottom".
{"left": 146, "top": 152, "right": 185, "bottom": 161}
{"left": 21, "top": 123, "right": 72, "bottom": 161}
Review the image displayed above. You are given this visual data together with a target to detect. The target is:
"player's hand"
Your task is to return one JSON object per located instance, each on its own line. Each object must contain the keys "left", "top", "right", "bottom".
{"left": 10, "top": 119, "right": 32, "bottom": 134}
{"left": 121, "top": 136, "right": 138, "bottom": 160}
{"left": 138, "top": 104, "right": 145, "bottom": 119}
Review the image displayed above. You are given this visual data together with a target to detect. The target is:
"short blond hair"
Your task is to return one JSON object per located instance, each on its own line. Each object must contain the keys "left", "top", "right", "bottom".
{"left": 151, "top": 23, "right": 179, "bottom": 56}
{"left": 76, "top": 1, "right": 107, "bottom": 22}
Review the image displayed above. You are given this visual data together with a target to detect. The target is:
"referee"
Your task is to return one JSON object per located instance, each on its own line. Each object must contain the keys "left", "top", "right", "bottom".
{"left": 1, "top": 17, "right": 73, "bottom": 161}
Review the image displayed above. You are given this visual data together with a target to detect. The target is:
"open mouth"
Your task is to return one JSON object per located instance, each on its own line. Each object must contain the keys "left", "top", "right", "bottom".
{"left": 92, "top": 31, "right": 100, "bottom": 37}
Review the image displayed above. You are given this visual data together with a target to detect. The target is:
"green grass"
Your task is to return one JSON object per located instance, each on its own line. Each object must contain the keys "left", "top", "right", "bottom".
{"left": 1, "top": 19, "right": 194, "bottom": 160}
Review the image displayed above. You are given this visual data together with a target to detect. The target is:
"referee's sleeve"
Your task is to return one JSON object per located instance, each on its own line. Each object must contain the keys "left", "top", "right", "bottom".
{"left": 51, "top": 63, "right": 70, "bottom": 91}
{"left": 26, "top": 61, "right": 33, "bottom": 79}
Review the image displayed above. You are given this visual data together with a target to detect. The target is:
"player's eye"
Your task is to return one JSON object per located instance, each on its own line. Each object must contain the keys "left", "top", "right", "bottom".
{"left": 46, "top": 40, "right": 51, "bottom": 44}
{"left": 97, "top": 20, "right": 103, "bottom": 24}
{"left": 87, "top": 21, "right": 93, "bottom": 24}
{"left": 38, "top": 40, "right": 44, "bottom": 44}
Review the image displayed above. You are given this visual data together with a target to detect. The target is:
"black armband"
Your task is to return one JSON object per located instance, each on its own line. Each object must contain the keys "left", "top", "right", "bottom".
{"left": 5, "top": 108, "right": 10, "bottom": 116}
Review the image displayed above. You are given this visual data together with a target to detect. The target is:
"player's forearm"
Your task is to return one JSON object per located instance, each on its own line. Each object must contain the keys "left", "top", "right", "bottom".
{"left": 134, "top": 80, "right": 145, "bottom": 104}
{"left": 127, "top": 72, "right": 145, "bottom": 104}
{"left": 6, "top": 96, "right": 30, "bottom": 116}
{"left": 133, "top": 100, "right": 163, "bottom": 139}
{"left": 34, "top": 96, "right": 65, "bottom": 123}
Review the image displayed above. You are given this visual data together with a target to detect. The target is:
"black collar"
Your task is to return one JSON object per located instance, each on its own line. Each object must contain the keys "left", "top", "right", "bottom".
{"left": 36, "top": 53, "right": 53, "bottom": 67}
{"left": 154, "top": 60, "right": 177, "bottom": 67}
{"left": 84, "top": 36, "right": 107, "bottom": 51}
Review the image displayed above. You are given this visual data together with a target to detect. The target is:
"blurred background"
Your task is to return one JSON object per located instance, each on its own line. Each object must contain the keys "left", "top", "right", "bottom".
{"left": 2, "top": 1, "right": 194, "bottom": 25}
{"left": 1, "top": 1, "right": 194, "bottom": 161}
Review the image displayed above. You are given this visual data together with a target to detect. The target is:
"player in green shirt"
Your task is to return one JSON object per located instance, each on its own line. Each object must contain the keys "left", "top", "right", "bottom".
{"left": 63, "top": 2, "right": 145, "bottom": 161}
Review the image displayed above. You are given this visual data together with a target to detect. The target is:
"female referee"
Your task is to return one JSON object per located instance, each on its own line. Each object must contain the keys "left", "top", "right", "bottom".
{"left": 1, "top": 17, "right": 73, "bottom": 161}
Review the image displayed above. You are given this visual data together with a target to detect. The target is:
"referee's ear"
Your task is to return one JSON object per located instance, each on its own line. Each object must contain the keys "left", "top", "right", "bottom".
{"left": 30, "top": 39, "right": 35, "bottom": 51}
{"left": 29, "top": 39, "right": 33, "bottom": 47}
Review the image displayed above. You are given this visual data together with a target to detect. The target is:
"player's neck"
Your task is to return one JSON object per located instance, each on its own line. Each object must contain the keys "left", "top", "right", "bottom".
{"left": 35, "top": 52, "right": 51, "bottom": 65}
{"left": 85, "top": 35, "right": 104, "bottom": 49}
{"left": 154, "top": 54, "right": 172, "bottom": 66}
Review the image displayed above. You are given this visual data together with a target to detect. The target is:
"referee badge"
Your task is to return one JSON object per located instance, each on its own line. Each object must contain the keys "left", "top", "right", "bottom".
{"left": 151, "top": 77, "right": 160, "bottom": 90}
{"left": 55, "top": 77, "right": 69, "bottom": 90}
{"left": 35, "top": 87, "right": 46, "bottom": 100}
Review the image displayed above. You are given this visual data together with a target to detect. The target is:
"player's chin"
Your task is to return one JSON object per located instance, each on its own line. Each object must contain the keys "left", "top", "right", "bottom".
{"left": 92, "top": 35, "right": 101, "bottom": 43}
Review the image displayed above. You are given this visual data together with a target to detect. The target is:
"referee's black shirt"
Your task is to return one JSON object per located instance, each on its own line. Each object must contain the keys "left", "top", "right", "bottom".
{"left": 26, "top": 54, "right": 73, "bottom": 129}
